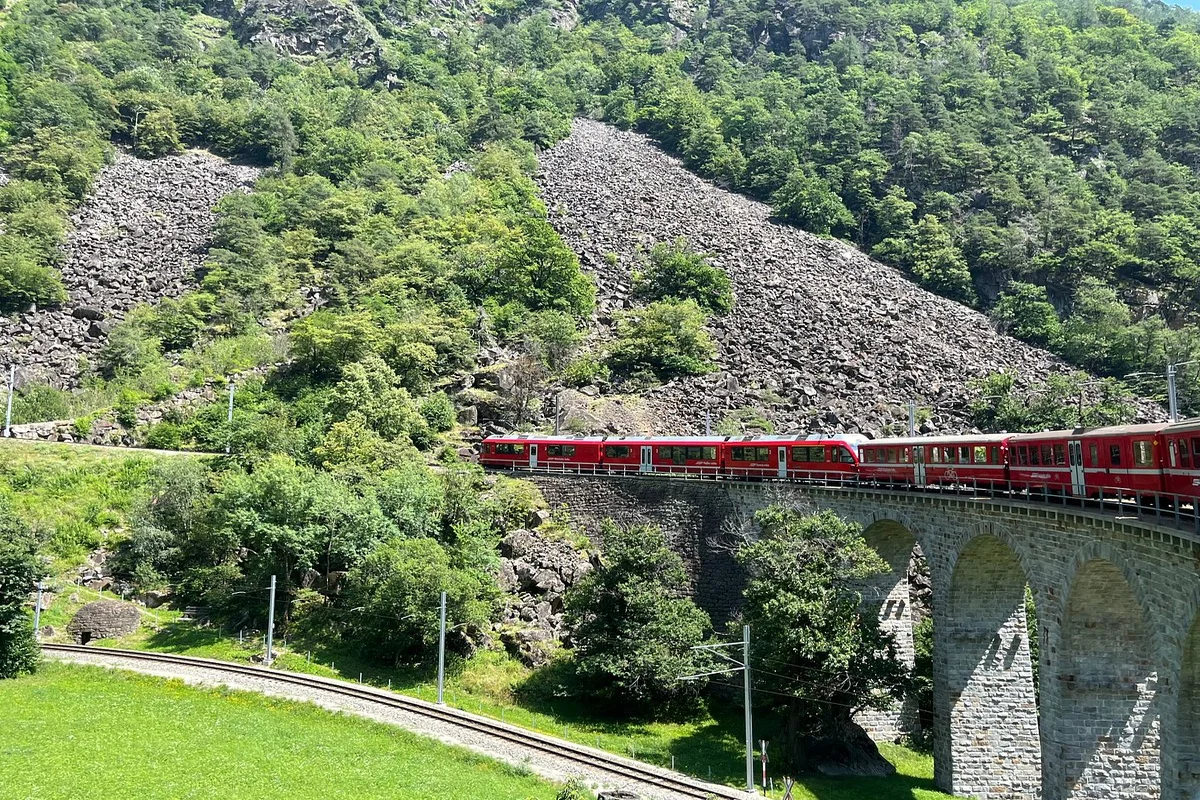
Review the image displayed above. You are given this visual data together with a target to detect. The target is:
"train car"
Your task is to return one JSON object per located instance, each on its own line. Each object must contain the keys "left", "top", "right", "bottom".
{"left": 478, "top": 434, "right": 605, "bottom": 471}
{"left": 859, "top": 435, "right": 1009, "bottom": 488}
{"left": 643, "top": 436, "right": 726, "bottom": 476}
{"left": 721, "top": 435, "right": 863, "bottom": 480}
{"left": 1008, "top": 424, "right": 1166, "bottom": 497}
{"left": 1158, "top": 419, "right": 1200, "bottom": 499}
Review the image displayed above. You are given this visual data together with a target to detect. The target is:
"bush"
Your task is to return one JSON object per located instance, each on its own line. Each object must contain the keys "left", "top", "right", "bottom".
{"left": 561, "top": 353, "right": 610, "bottom": 387}
{"left": 98, "top": 322, "right": 163, "bottom": 379}
{"left": 419, "top": 392, "right": 456, "bottom": 432}
{"left": 0, "top": 502, "right": 42, "bottom": 678}
{"left": 11, "top": 384, "right": 71, "bottom": 424}
{"left": 607, "top": 299, "right": 716, "bottom": 381}
{"left": 517, "top": 310, "right": 582, "bottom": 370}
{"left": 134, "top": 108, "right": 183, "bottom": 158}
{"left": 143, "top": 422, "right": 183, "bottom": 450}
{"left": 0, "top": 242, "right": 67, "bottom": 311}
{"left": 563, "top": 522, "right": 712, "bottom": 717}
{"left": 633, "top": 239, "right": 733, "bottom": 314}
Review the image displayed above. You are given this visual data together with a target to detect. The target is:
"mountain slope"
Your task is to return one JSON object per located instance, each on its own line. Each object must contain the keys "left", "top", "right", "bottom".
{"left": 540, "top": 119, "right": 1162, "bottom": 435}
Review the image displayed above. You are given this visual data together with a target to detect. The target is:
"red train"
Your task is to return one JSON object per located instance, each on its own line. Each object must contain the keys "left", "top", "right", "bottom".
{"left": 479, "top": 419, "right": 1200, "bottom": 504}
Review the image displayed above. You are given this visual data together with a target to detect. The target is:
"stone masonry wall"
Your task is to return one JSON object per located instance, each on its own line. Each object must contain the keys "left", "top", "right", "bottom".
{"left": 530, "top": 474, "right": 1200, "bottom": 800}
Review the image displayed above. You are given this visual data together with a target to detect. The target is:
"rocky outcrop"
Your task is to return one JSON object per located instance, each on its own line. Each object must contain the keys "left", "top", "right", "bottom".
{"left": 234, "top": 0, "right": 384, "bottom": 71}
{"left": 537, "top": 120, "right": 1162, "bottom": 437}
{"left": 67, "top": 600, "right": 141, "bottom": 643}
{"left": 0, "top": 152, "right": 259, "bottom": 388}
{"left": 496, "top": 527, "right": 593, "bottom": 667}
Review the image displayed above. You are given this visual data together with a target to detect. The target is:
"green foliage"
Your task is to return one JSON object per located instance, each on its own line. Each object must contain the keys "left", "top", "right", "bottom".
{"left": 345, "top": 537, "right": 497, "bottom": 664}
{"left": 560, "top": 353, "right": 610, "bottom": 387}
{"left": 738, "top": 507, "right": 909, "bottom": 770}
{"left": 992, "top": 283, "right": 1062, "bottom": 348}
{"left": 10, "top": 384, "right": 71, "bottom": 424}
{"left": 907, "top": 216, "right": 975, "bottom": 305}
{"left": 968, "top": 371, "right": 1136, "bottom": 433}
{"left": 632, "top": 239, "right": 733, "bottom": 315}
{"left": 772, "top": 168, "right": 854, "bottom": 237}
{"left": 715, "top": 406, "right": 774, "bottom": 436}
{"left": 517, "top": 310, "right": 582, "bottom": 370}
{"left": 419, "top": 392, "right": 456, "bottom": 433}
{"left": 563, "top": 522, "right": 712, "bottom": 717}
{"left": 0, "top": 241, "right": 67, "bottom": 311}
{"left": 98, "top": 322, "right": 164, "bottom": 380}
{"left": 607, "top": 299, "right": 716, "bottom": 381}
{"left": 0, "top": 500, "right": 42, "bottom": 678}
{"left": 134, "top": 108, "right": 182, "bottom": 158}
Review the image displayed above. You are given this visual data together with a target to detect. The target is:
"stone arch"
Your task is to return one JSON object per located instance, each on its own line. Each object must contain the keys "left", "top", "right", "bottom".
{"left": 855, "top": 518, "right": 923, "bottom": 743}
{"left": 942, "top": 533, "right": 1041, "bottom": 799}
{"left": 1056, "top": 556, "right": 1161, "bottom": 800}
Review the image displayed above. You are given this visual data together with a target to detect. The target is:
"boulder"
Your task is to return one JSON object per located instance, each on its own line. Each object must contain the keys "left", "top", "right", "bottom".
{"left": 67, "top": 600, "right": 141, "bottom": 644}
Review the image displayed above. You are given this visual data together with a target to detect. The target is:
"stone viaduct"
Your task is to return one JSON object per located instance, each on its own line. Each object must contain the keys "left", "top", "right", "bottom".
{"left": 528, "top": 474, "right": 1200, "bottom": 800}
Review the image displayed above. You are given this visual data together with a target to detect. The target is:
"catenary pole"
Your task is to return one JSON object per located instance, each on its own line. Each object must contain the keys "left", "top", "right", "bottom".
{"left": 265, "top": 575, "right": 276, "bottom": 666}
{"left": 907, "top": 402, "right": 916, "bottom": 437}
{"left": 33, "top": 581, "right": 43, "bottom": 641}
{"left": 744, "top": 624, "right": 755, "bottom": 796}
{"left": 437, "top": 591, "right": 447, "bottom": 705}
{"left": 1168, "top": 364, "right": 1179, "bottom": 423}
{"left": 4, "top": 365, "right": 14, "bottom": 437}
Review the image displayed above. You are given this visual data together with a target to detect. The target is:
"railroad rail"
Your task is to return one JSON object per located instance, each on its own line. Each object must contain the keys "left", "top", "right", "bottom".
{"left": 42, "top": 644, "right": 749, "bottom": 800}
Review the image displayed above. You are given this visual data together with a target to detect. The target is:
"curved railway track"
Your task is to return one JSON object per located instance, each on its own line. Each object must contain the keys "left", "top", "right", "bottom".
{"left": 43, "top": 644, "right": 750, "bottom": 800}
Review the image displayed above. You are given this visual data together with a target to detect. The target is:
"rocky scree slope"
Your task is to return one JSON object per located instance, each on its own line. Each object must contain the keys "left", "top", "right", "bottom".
{"left": 537, "top": 119, "right": 1151, "bottom": 437}
{"left": 1, "top": 151, "right": 259, "bottom": 388}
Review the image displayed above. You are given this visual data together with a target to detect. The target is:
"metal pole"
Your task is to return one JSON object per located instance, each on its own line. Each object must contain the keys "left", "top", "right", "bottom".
{"left": 265, "top": 575, "right": 276, "bottom": 666}
{"left": 1168, "top": 364, "right": 1179, "bottom": 423}
{"left": 907, "top": 402, "right": 916, "bottom": 437}
{"left": 4, "top": 365, "right": 14, "bottom": 437}
{"left": 226, "top": 380, "right": 235, "bottom": 454}
{"left": 743, "top": 624, "right": 756, "bottom": 795}
{"left": 705, "top": 404, "right": 711, "bottom": 436}
{"left": 437, "top": 591, "right": 447, "bottom": 705}
{"left": 553, "top": 394, "right": 560, "bottom": 436}
{"left": 33, "top": 581, "right": 43, "bottom": 640}
{"left": 1078, "top": 390, "right": 1085, "bottom": 427}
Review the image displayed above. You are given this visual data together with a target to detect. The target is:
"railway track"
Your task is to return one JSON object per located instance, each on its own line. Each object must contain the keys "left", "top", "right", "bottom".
{"left": 43, "top": 644, "right": 749, "bottom": 800}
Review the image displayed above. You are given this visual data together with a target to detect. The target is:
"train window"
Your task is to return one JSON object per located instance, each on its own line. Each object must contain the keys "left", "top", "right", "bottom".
{"left": 942, "top": 447, "right": 955, "bottom": 463}
{"left": 885, "top": 448, "right": 898, "bottom": 463}
{"left": 1029, "top": 447, "right": 1040, "bottom": 465}
{"left": 902, "top": 448, "right": 911, "bottom": 463}
{"left": 1133, "top": 440, "right": 1153, "bottom": 467}
{"left": 496, "top": 443, "right": 525, "bottom": 455}
{"left": 604, "top": 445, "right": 630, "bottom": 459}
{"left": 1017, "top": 447, "right": 1028, "bottom": 466}
{"left": 973, "top": 446, "right": 987, "bottom": 464}
{"left": 731, "top": 447, "right": 770, "bottom": 462}
{"left": 1192, "top": 438, "right": 1200, "bottom": 458}
{"left": 546, "top": 445, "right": 576, "bottom": 457}
{"left": 791, "top": 446, "right": 827, "bottom": 462}
{"left": 991, "top": 447, "right": 1000, "bottom": 463}
{"left": 959, "top": 446, "right": 970, "bottom": 462}
{"left": 834, "top": 447, "right": 854, "bottom": 463}
{"left": 1110, "top": 444, "right": 1122, "bottom": 466}
{"left": 703, "top": 446, "right": 717, "bottom": 460}
{"left": 1040, "top": 445, "right": 1053, "bottom": 465}
{"left": 1089, "top": 443, "right": 1098, "bottom": 466}
{"left": 929, "top": 447, "right": 940, "bottom": 463}
{"left": 1053, "top": 444, "right": 1065, "bottom": 466}
{"left": 686, "top": 447, "right": 701, "bottom": 459}
{"left": 1182, "top": 441, "right": 1193, "bottom": 467}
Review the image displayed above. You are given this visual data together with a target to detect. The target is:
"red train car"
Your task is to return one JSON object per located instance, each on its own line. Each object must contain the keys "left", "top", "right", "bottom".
{"left": 1159, "top": 419, "right": 1200, "bottom": 499}
{"left": 1008, "top": 424, "right": 1165, "bottom": 497}
{"left": 859, "top": 435, "right": 1009, "bottom": 488}
{"left": 721, "top": 435, "right": 862, "bottom": 480}
{"left": 478, "top": 435, "right": 605, "bottom": 471}
{"left": 641, "top": 436, "right": 726, "bottom": 476}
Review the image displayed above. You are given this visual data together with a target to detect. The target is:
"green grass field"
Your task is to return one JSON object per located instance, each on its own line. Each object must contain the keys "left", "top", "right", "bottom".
{"left": 57, "top": 618, "right": 954, "bottom": 800}
{"left": 0, "top": 662, "right": 562, "bottom": 800}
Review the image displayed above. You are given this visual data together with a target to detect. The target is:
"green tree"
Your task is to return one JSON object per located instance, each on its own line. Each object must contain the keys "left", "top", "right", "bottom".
{"left": 632, "top": 239, "right": 733, "bottom": 315}
{"left": 563, "top": 522, "right": 712, "bottom": 716}
{"left": 134, "top": 108, "right": 182, "bottom": 157}
{"left": 346, "top": 537, "right": 497, "bottom": 665}
{"left": 517, "top": 310, "right": 582, "bottom": 370}
{"left": 909, "top": 216, "right": 976, "bottom": 304}
{"left": 607, "top": 299, "right": 716, "bottom": 381}
{"left": 771, "top": 168, "right": 854, "bottom": 237}
{"left": 992, "top": 283, "right": 1061, "bottom": 347}
{"left": 737, "top": 507, "right": 909, "bottom": 774}
{"left": 0, "top": 501, "right": 42, "bottom": 679}
{"left": 968, "top": 371, "right": 1136, "bottom": 432}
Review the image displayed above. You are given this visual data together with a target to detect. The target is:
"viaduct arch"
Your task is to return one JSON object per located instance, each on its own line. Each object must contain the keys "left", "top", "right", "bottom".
{"left": 527, "top": 475, "right": 1200, "bottom": 800}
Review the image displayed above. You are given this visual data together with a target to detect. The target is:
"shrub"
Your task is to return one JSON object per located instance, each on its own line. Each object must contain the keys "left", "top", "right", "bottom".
{"left": 607, "top": 299, "right": 716, "bottom": 381}
{"left": 11, "top": 384, "right": 71, "bottom": 424}
{"left": 98, "top": 322, "right": 163, "bottom": 379}
{"left": 633, "top": 239, "right": 733, "bottom": 314}
{"left": 0, "top": 242, "right": 67, "bottom": 311}
{"left": 561, "top": 354, "right": 610, "bottom": 387}
{"left": 0, "top": 502, "right": 42, "bottom": 678}
{"left": 134, "top": 108, "right": 183, "bottom": 158}
{"left": 419, "top": 392, "right": 456, "bottom": 432}
{"left": 517, "top": 310, "right": 582, "bottom": 370}
{"left": 143, "top": 422, "right": 183, "bottom": 450}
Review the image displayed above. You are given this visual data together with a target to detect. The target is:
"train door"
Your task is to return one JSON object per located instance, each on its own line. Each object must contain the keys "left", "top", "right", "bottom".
{"left": 1068, "top": 439, "right": 1085, "bottom": 496}
{"left": 913, "top": 446, "right": 926, "bottom": 486}
{"left": 777, "top": 447, "right": 787, "bottom": 479}
{"left": 640, "top": 446, "right": 653, "bottom": 473}
{"left": 529, "top": 444, "right": 538, "bottom": 469}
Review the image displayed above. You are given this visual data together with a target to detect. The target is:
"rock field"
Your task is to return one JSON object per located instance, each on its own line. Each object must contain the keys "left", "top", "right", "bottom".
{"left": 537, "top": 119, "right": 1159, "bottom": 436}
{"left": 1, "top": 151, "right": 259, "bottom": 387}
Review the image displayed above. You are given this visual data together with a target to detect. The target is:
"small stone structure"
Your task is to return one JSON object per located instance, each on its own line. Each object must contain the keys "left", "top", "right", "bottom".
{"left": 67, "top": 600, "right": 141, "bottom": 644}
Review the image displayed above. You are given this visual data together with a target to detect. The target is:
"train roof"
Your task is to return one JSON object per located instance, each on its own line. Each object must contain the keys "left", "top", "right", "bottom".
{"left": 1163, "top": 417, "right": 1200, "bottom": 436}
{"left": 862, "top": 433, "right": 1011, "bottom": 446}
{"left": 483, "top": 434, "right": 608, "bottom": 442}
{"left": 1010, "top": 423, "right": 1169, "bottom": 442}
